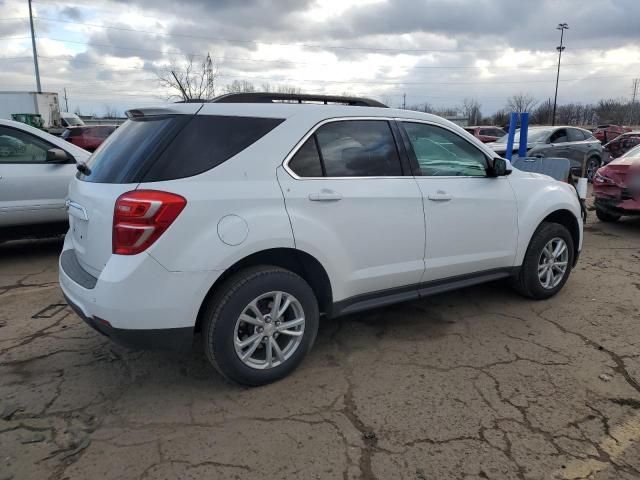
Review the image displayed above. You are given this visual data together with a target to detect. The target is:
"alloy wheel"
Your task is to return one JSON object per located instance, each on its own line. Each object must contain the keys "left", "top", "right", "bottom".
{"left": 233, "top": 291, "right": 305, "bottom": 370}
{"left": 538, "top": 237, "right": 569, "bottom": 289}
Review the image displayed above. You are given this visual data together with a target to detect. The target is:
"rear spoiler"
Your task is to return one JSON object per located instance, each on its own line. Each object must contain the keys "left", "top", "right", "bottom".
{"left": 125, "top": 105, "right": 202, "bottom": 118}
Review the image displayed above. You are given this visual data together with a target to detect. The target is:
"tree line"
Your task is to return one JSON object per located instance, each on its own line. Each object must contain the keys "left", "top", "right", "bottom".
{"left": 153, "top": 54, "right": 639, "bottom": 128}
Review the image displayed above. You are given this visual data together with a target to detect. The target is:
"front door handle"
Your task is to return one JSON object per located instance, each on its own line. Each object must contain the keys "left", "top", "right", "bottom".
{"left": 427, "top": 191, "right": 452, "bottom": 202}
{"left": 309, "top": 190, "right": 342, "bottom": 202}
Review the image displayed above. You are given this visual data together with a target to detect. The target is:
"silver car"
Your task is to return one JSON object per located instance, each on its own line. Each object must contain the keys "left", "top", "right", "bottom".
{"left": 0, "top": 119, "right": 90, "bottom": 240}
{"left": 488, "top": 126, "right": 604, "bottom": 180}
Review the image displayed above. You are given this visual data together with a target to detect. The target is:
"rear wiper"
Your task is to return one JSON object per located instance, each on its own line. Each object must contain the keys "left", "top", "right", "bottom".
{"left": 76, "top": 161, "right": 91, "bottom": 175}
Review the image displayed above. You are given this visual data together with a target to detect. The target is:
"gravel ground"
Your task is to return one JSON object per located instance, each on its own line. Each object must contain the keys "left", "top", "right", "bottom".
{"left": 0, "top": 212, "right": 639, "bottom": 480}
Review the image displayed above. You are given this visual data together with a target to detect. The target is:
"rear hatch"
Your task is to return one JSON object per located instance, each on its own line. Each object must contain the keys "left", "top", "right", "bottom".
{"left": 67, "top": 108, "right": 197, "bottom": 276}
{"left": 66, "top": 105, "right": 286, "bottom": 276}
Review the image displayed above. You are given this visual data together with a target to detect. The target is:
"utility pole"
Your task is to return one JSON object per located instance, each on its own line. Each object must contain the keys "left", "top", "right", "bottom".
{"left": 402, "top": 92, "right": 406, "bottom": 109}
{"left": 552, "top": 23, "right": 568, "bottom": 126}
{"left": 28, "top": 0, "right": 42, "bottom": 93}
{"left": 630, "top": 78, "right": 639, "bottom": 125}
{"left": 63, "top": 88, "right": 69, "bottom": 111}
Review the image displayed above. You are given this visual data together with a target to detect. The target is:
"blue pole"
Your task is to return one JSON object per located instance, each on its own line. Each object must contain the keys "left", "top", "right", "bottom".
{"left": 505, "top": 112, "right": 518, "bottom": 160}
{"left": 518, "top": 112, "right": 529, "bottom": 158}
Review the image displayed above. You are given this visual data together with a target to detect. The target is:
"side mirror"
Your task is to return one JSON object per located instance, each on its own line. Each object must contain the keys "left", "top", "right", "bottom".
{"left": 489, "top": 157, "right": 512, "bottom": 177}
{"left": 46, "top": 148, "right": 70, "bottom": 163}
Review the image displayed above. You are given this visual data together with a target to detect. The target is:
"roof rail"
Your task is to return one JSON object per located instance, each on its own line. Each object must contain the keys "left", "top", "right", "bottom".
{"left": 208, "top": 92, "right": 387, "bottom": 107}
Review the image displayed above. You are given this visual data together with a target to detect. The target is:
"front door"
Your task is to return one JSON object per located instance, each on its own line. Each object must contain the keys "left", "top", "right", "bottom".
{"left": 0, "top": 125, "right": 75, "bottom": 226}
{"left": 277, "top": 119, "right": 425, "bottom": 302}
{"left": 399, "top": 120, "right": 519, "bottom": 282}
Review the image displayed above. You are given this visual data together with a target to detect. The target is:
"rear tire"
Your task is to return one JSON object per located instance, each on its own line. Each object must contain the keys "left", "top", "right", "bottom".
{"left": 595, "top": 208, "right": 620, "bottom": 223}
{"left": 202, "top": 266, "right": 319, "bottom": 386}
{"left": 513, "top": 222, "right": 574, "bottom": 300}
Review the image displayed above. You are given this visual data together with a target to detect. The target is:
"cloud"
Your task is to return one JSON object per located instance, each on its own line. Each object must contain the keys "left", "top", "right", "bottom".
{"left": 1, "top": 0, "right": 639, "bottom": 116}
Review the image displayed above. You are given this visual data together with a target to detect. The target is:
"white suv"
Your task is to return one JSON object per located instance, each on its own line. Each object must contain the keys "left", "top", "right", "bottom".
{"left": 59, "top": 93, "right": 583, "bottom": 385}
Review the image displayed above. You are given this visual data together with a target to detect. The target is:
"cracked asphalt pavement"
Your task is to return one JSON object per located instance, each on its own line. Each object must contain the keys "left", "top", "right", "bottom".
{"left": 1, "top": 214, "right": 639, "bottom": 480}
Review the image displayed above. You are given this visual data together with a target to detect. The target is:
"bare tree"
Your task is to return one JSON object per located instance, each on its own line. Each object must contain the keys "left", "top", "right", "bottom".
{"left": 531, "top": 98, "right": 553, "bottom": 125}
{"left": 506, "top": 93, "right": 538, "bottom": 114}
{"left": 224, "top": 80, "right": 257, "bottom": 94}
{"left": 260, "top": 83, "right": 302, "bottom": 94}
{"left": 156, "top": 53, "right": 219, "bottom": 101}
{"left": 102, "top": 104, "right": 121, "bottom": 118}
{"left": 461, "top": 98, "right": 482, "bottom": 125}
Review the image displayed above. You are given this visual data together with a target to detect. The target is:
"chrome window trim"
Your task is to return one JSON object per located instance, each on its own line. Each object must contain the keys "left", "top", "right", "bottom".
{"left": 282, "top": 116, "right": 497, "bottom": 181}
{"left": 282, "top": 116, "right": 410, "bottom": 180}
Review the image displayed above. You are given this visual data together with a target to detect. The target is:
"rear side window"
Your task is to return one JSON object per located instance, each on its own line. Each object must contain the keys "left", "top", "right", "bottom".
{"left": 80, "top": 115, "right": 283, "bottom": 183}
{"left": 145, "top": 115, "right": 284, "bottom": 182}
{"left": 567, "top": 128, "right": 586, "bottom": 141}
{"left": 315, "top": 120, "right": 402, "bottom": 177}
{"left": 288, "top": 137, "right": 323, "bottom": 177}
{"left": 287, "top": 120, "right": 403, "bottom": 178}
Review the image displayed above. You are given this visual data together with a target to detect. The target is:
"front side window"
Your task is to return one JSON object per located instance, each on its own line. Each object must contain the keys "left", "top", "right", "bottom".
{"left": 0, "top": 126, "right": 53, "bottom": 163}
{"left": 402, "top": 122, "right": 488, "bottom": 177}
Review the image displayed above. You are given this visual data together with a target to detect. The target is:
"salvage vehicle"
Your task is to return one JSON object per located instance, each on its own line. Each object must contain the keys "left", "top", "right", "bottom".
{"left": 59, "top": 93, "right": 583, "bottom": 386}
{"left": 593, "top": 144, "right": 640, "bottom": 222}
{"left": 0, "top": 119, "right": 90, "bottom": 240}
{"left": 464, "top": 126, "right": 506, "bottom": 143}
{"left": 62, "top": 125, "right": 117, "bottom": 152}
{"left": 593, "top": 124, "right": 630, "bottom": 144}
{"left": 602, "top": 131, "right": 640, "bottom": 161}
{"left": 488, "top": 126, "right": 603, "bottom": 181}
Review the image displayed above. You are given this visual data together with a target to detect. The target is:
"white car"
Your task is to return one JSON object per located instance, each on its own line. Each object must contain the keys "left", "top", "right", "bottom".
{"left": 0, "top": 119, "right": 90, "bottom": 239}
{"left": 59, "top": 94, "right": 583, "bottom": 385}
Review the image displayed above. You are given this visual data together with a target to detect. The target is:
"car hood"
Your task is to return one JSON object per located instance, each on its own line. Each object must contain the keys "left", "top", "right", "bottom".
{"left": 486, "top": 142, "right": 538, "bottom": 153}
{"left": 606, "top": 156, "right": 640, "bottom": 167}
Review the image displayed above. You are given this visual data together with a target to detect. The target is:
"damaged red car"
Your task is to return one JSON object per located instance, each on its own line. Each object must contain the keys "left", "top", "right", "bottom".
{"left": 593, "top": 144, "right": 640, "bottom": 222}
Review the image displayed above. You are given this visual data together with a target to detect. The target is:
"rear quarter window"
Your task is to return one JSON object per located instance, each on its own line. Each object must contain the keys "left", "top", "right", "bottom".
{"left": 79, "top": 115, "right": 284, "bottom": 183}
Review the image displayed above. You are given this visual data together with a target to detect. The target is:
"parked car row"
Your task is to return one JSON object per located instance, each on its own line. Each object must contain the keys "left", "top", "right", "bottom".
{"left": 486, "top": 126, "right": 604, "bottom": 180}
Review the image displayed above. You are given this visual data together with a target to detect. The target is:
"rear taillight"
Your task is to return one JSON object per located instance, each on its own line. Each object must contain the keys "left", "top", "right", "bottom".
{"left": 113, "top": 190, "right": 186, "bottom": 255}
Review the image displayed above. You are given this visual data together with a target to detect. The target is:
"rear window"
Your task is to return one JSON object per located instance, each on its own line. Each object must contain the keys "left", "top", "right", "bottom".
{"left": 79, "top": 115, "right": 284, "bottom": 183}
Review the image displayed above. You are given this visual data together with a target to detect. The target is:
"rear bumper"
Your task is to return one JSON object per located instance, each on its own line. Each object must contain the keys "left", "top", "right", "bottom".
{"left": 63, "top": 292, "right": 193, "bottom": 351}
{"left": 59, "top": 236, "right": 222, "bottom": 351}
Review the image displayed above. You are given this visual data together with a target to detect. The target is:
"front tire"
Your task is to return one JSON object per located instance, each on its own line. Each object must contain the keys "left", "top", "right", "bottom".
{"left": 586, "top": 157, "right": 601, "bottom": 182}
{"left": 595, "top": 208, "right": 620, "bottom": 223}
{"left": 513, "top": 222, "right": 574, "bottom": 300}
{"left": 202, "top": 266, "right": 319, "bottom": 386}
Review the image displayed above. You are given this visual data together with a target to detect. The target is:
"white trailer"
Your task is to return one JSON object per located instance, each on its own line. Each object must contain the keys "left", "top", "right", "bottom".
{"left": 0, "top": 91, "right": 62, "bottom": 131}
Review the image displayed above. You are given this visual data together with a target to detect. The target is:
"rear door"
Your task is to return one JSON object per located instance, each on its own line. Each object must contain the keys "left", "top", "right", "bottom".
{"left": 399, "top": 120, "right": 518, "bottom": 282}
{"left": 278, "top": 118, "right": 425, "bottom": 301}
{"left": 0, "top": 125, "right": 76, "bottom": 226}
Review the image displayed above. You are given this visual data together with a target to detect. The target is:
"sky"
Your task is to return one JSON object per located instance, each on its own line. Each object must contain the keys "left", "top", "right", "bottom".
{"left": 1, "top": 0, "right": 639, "bottom": 117}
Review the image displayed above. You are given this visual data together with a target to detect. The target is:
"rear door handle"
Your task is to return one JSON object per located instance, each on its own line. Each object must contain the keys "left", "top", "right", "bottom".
{"left": 309, "top": 190, "right": 342, "bottom": 202}
{"left": 427, "top": 191, "right": 452, "bottom": 202}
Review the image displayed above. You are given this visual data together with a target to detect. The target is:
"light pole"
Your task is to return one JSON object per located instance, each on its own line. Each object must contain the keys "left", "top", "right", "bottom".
{"left": 28, "top": 0, "right": 41, "bottom": 93}
{"left": 552, "top": 23, "right": 568, "bottom": 126}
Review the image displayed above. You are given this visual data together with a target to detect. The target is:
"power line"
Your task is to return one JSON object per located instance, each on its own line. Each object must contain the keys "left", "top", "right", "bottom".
{"left": 32, "top": 16, "right": 623, "bottom": 54}
{"left": 24, "top": 36, "right": 638, "bottom": 71}
{"left": 3, "top": 54, "right": 639, "bottom": 87}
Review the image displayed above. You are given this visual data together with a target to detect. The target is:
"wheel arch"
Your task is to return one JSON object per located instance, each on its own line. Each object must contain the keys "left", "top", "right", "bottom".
{"left": 194, "top": 248, "right": 333, "bottom": 333}
{"left": 532, "top": 209, "right": 581, "bottom": 267}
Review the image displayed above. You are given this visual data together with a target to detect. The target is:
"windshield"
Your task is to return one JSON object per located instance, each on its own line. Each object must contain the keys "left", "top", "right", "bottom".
{"left": 62, "top": 115, "right": 85, "bottom": 126}
{"left": 621, "top": 144, "right": 640, "bottom": 159}
{"left": 495, "top": 128, "right": 551, "bottom": 144}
